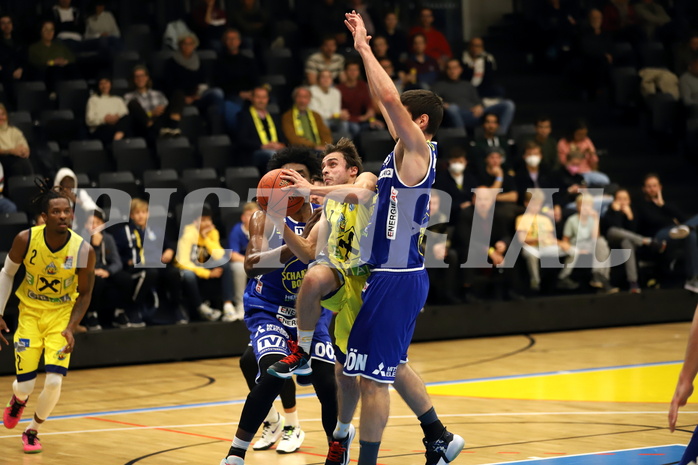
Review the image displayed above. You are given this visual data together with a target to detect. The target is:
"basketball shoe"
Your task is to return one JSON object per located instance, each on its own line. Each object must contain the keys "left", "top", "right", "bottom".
{"left": 267, "top": 340, "right": 312, "bottom": 378}
{"left": 22, "top": 429, "right": 42, "bottom": 453}
{"left": 252, "top": 414, "right": 285, "bottom": 450}
{"left": 219, "top": 456, "right": 244, "bottom": 465}
{"left": 277, "top": 425, "right": 305, "bottom": 453}
{"left": 325, "top": 424, "right": 355, "bottom": 465}
{"left": 423, "top": 428, "right": 465, "bottom": 465}
{"left": 3, "top": 395, "right": 27, "bottom": 429}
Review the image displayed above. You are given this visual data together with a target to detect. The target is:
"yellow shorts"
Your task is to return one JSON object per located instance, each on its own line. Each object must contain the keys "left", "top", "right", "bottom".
{"left": 14, "top": 304, "right": 72, "bottom": 381}
{"left": 321, "top": 269, "right": 368, "bottom": 354}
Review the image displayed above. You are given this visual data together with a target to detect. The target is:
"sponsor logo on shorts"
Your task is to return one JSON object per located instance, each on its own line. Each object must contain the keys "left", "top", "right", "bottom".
{"left": 345, "top": 348, "right": 367, "bottom": 372}
{"left": 256, "top": 334, "right": 288, "bottom": 352}
{"left": 386, "top": 186, "right": 398, "bottom": 240}
{"left": 378, "top": 168, "right": 393, "bottom": 180}
{"left": 278, "top": 306, "right": 296, "bottom": 318}
{"left": 255, "top": 279, "right": 263, "bottom": 294}
{"left": 276, "top": 315, "right": 297, "bottom": 327}
{"left": 313, "top": 341, "right": 335, "bottom": 360}
{"left": 56, "top": 349, "right": 67, "bottom": 361}
{"left": 372, "top": 362, "right": 397, "bottom": 378}
{"left": 14, "top": 338, "right": 30, "bottom": 353}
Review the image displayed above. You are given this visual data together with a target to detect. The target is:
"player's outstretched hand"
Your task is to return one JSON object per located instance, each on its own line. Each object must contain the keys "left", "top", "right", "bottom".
{"left": 61, "top": 327, "right": 76, "bottom": 354}
{"left": 280, "top": 169, "right": 312, "bottom": 195}
{"left": 669, "top": 377, "right": 694, "bottom": 432}
{"left": 344, "top": 10, "right": 371, "bottom": 50}
{"left": 0, "top": 317, "right": 9, "bottom": 349}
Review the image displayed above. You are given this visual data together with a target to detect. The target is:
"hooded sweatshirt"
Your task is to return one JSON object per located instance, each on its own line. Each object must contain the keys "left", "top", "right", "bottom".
{"left": 54, "top": 167, "right": 102, "bottom": 215}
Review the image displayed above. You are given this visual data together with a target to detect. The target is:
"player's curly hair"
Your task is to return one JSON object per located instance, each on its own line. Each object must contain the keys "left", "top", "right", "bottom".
{"left": 267, "top": 146, "right": 322, "bottom": 179}
{"left": 32, "top": 177, "right": 70, "bottom": 214}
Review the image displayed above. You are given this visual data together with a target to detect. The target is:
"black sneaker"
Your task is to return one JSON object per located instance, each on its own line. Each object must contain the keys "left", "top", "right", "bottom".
{"left": 128, "top": 309, "right": 146, "bottom": 328}
{"left": 557, "top": 277, "right": 579, "bottom": 290}
{"left": 325, "top": 424, "right": 355, "bottom": 465}
{"left": 424, "top": 428, "right": 465, "bottom": 465}
{"left": 84, "top": 312, "right": 102, "bottom": 331}
{"left": 267, "top": 340, "right": 312, "bottom": 378}
{"left": 113, "top": 310, "right": 131, "bottom": 328}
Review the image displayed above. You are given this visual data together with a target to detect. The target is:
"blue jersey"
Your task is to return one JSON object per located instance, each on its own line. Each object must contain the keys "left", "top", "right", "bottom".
{"left": 362, "top": 141, "right": 437, "bottom": 270}
{"left": 246, "top": 215, "right": 309, "bottom": 309}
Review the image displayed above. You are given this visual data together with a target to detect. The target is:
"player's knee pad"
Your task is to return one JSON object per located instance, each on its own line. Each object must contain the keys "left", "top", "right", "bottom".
{"left": 43, "top": 373, "right": 63, "bottom": 393}
{"left": 13, "top": 379, "right": 36, "bottom": 398}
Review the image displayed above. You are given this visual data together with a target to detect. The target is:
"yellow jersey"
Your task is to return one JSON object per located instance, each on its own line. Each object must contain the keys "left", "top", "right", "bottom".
{"left": 323, "top": 198, "right": 371, "bottom": 276}
{"left": 17, "top": 225, "right": 84, "bottom": 311}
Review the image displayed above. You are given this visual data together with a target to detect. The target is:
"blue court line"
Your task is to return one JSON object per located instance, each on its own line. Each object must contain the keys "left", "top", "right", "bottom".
{"left": 16, "top": 360, "right": 685, "bottom": 423}
{"left": 426, "top": 360, "right": 684, "bottom": 387}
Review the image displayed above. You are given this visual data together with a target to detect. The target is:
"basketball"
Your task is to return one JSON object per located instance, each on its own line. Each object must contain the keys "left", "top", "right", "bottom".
{"left": 256, "top": 168, "right": 305, "bottom": 217}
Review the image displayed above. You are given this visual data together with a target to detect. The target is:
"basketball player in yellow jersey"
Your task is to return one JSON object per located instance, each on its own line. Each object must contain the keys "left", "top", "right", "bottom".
{"left": 0, "top": 182, "right": 95, "bottom": 454}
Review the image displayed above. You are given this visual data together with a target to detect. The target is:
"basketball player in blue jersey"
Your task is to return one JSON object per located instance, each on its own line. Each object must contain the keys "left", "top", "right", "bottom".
{"left": 271, "top": 11, "right": 465, "bottom": 465}
{"left": 220, "top": 147, "right": 338, "bottom": 465}
{"left": 0, "top": 181, "right": 95, "bottom": 454}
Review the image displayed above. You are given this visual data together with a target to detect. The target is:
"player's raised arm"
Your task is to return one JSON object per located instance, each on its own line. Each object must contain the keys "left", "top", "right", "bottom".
{"left": 62, "top": 242, "right": 96, "bottom": 354}
{"left": 244, "top": 209, "right": 294, "bottom": 277}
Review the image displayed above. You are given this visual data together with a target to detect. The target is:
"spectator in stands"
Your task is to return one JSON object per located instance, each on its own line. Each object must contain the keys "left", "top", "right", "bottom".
{"left": 433, "top": 58, "right": 515, "bottom": 134}
{"left": 163, "top": 34, "right": 224, "bottom": 127}
{"left": 27, "top": 20, "right": 78, "bottom": 92}
{"left": 379, "top": 57, "right": 419, "bottom": 94}
{"left": 83, "top": 0, "right": 121, "bottom": 56}
{"left": 80, "top": 210, "right": 133, "bottom": 330}
{"left": 516, "top": 190, "right": 562, "bottom": 293}
{"left": 0, "top": 163, "right": 17, "bottom": 213}
{"left": 347, "top": 0, "right": 378, "bottom": 36}
{"left": 0, "top": 14, "right": 25, "bottom": 106}
{"left": 378, "top": 11, "right": 408, "bottom": 64}
{"left": 478, "top": 147, "right": 518, "bottom": 205}
{"left": 575, "top": 9, "right": 613, "bottom": 100}
{"left": 408, "top": 7, "right": 452, "bottom": 69}
{"left": 462, "top": 37, "right": 503, "bottom": 98}
{"left": 229, "top": 0, "right": 271, "bottom": 49}
{"left": 515, "top": 140, "right": 556, "bottom": 207}
{"left": 603, "top": 188, "right": 666, "bottom": 293}
{"left": 125, "top": 65, "right": 183, "bottom": 141}
{"left": 679, "top": 58, "right": 698, "bottom": 107}
{"left": 404, "top": 33, "right": 440, "bottom": 87}
{"left": 433, "top": 146, "right": 478, "bottom": 226}
{"left": 191, "top": 0, "right": 228, "bottom": 51}
{"left": 455, "top": 187, "right": 520, "bottom": 301}
{"left": 305, "top": 36, "right": 346, "bottom": 86}
{"left": 54, "top": 166, "right": 101, "bottom": 232}
{"left": 557, "top": 119, "right": 610, "bottom": 187}
{"left": 552, "top": 149, "right": 587, "bottom": 218}
{"left": 635, "top": 174, "right": 698, "bottom": 293}
{"left": 236, "top": 85, "right": 286, "bottom": 174}
{"left": 675, "top": 32, "right": 698, "bottom": 75}
{"left": 371, "top": 35, "right": 394, "bottom": 65}
{"left": 557, "top": 193, "right": 619, "bottom": 293}
{"left": 175, "top": 204, "right": 234, "bottom": 321}
{"left": 85, "top": 76, "right": 131, "bottom": 146}
{"left": 281, "top": 86, "right": 332, "bottom": 151}
{"left": 214, "top": 28, "right": 259, "bottom": 132}
{"left": 536, "top": 0, "right": 578, "bottom": 64}
{"left": 227, "top": 202, "right": 259, "bottom": 321}
{"left": 523, "top": 116, "right": 559, "bottom": 171}
{"left": 336, "top": 61, "right": 383, "bottom": 137}
{"left": 635, "top": 0, "right": 671, "bottom": 41}
{"left": 309, "top": 69, "right": 350, "bottom": 138}
{"left": 469, "top": 113, "right": 515, "bottom": 174}
{"left": 425, "top": 189, "right": 461, "bottom": 304}
{"left": 52, "top": 0, "right": 84, "bottom": 50}
{"left": 602, "top": 0, "right": 644, "bottom": 44}
{"left": 0, "top": 104, "right": 32, "bottom": 179}
{"left": 308, "top": 0, "right": 348, "bottom": 46}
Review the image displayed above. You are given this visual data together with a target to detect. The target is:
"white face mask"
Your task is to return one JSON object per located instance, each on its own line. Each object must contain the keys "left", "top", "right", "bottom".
{"left": 448, "top": 162, "right": 466, "bottom": 174}
{"left": 525, "top": 155, "right": 542, "bottom": 168}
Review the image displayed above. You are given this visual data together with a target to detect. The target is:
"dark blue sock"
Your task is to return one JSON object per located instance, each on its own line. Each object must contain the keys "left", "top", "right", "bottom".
{"left": 418, "top": 407, "right": 445, "bottom": 442}
{"left": 358, "top": 440, "right": 381, "bottom": 465}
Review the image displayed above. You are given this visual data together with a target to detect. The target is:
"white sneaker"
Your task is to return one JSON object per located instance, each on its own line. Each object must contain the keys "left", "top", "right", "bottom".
{"left": 219, "top": 456, "right": 244, "bottom": 465}
{"left": 276, "top": 425, "right": 305, "bottom": 454}
{"left": 670, "top": 225, "right": 691, "bottom": 240}
{"left": 198, "top": 302, "right": 222, "bottom": 321}
{"left": 685, "top": 277, "right": 698, "bottom": 294}
{"left": 235, "top": 304, "right": 245, "bottom": 321}
{"left": 221, "top": 303, "right": 237, "bottom": 322}
{"left": 252, "top": 415, "right": 285, "bottom": 450}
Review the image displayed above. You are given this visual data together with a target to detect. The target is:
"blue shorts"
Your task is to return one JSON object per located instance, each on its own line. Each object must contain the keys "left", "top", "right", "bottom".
{"left": 343, "top": 269, "right": 428, "bottom": 383}
{"left": 245, "top": 295, "right": 334, "bottom": 381}
{"left": 680, "top": 425, "right": 698, "bottom": 465}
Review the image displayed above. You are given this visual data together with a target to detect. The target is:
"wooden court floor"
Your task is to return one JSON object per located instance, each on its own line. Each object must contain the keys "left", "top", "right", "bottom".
{"left": 0, "top": 322, "right": 696, "bottom": 465}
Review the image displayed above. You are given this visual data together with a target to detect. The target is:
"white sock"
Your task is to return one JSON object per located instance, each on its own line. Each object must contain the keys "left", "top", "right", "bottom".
{"left": 334, "top": 421, "right": 351, "bottom": 439}
{"left": 12, "top": 379, "right": 35, "bottom": 402}
{"left": 231, "top": 436, "right": 251, "bottom": 451}
{"left": 285, "top": 409, "right": 299, "bottom": 428}
{"left": 26, "top": 417, "right": 41, "bottom": 432}
{"left": 34, "top": 373, "right": 62, "bottom": 422}
{"left": 264, "top": 407, "right": 280, "bottom": 424}
{"left": 298, "top": 330, "right": 314, "bottom": 353}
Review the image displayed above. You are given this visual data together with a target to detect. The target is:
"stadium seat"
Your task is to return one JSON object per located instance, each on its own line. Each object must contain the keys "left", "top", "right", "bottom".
{"left": 69, "top": 140, "right": 111, "bottom": 179}
{"left": 99, "top": 171, "right": 140, "bottom": 198}
{"left": 612, "top": 67, "right": 640, "bottom": 108}
{"left": 510, "top": 124, "right": 536, "bottom": 141}
{"left": 612, "top": 42, "right": 636, "bottom": 68}
{"left": 181, "top": 168, "right": 220, "bottom": 194}
{"left": 180, "top": 106, "right": 203, "bottom": 143}
{"left": 143, "top": 169, "right": 180, "bottom": 190}
{"left": 197, "top": 49, "right": 217, "bottom": 82}
{"left": 358, "top": 130, "right": 395, "bottom": 162}
{"left": 198, "top": 135, "right": 233, "bottom": 175}
{"left": 225, "top": 167, "right": 259, "bottom": 202}
{"left": 222, "top": 206, "right": 247, "bottom": 237}
{"left": 113, "top": 51, "right": 142, "bottom": 80}
{"left": 6, "top": 176, "right": 39, "bottom": 216}
{"left": 156, "top": 138, "right": 198, "bottom": 171}
{"left": 111, "top": 78, "right": 130, "bottom": 97}
{"left": 123, "top": 24, "right": 153, "bottom": 62}
{"left": 647, "top": 92, "right": 679, "bottom": 134}
{"left": 263, "top": 48, "right": 293, "bottom": 75}
{"left": 435, "top": 127, "right": 467, "bottom": 158}
{"left": 56, "top": 79, "right": 89, "bottom": 119}
{"left": 261, "top": 74, "right": 289, "bottom": 108}
{"left": 113, "top": 137, "right": 155, "bottom": 179}
{"left": 362, "top": 161, "right": 383, "bottom": 176}
{"left": 41, "top": 110, "right": 79, "bottom": 149}
{"left": 8, "top": 111, "right": 37, "bottom": 146}
{"left": 640, "top": 41, "right": 667, "bottom": 69}
{"left": 0, "top": 212, "right": 29, "bottom": 252}
{"left": 16, "top": 81, "right": 50, "bottom": 118}
{"left": 151, "top": 50, "right": 175, "bottom": 85}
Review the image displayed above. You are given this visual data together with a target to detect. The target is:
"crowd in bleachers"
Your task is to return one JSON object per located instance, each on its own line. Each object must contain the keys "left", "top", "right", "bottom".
{"left": 0, "top": 0, "right": 697, "bottom": 331}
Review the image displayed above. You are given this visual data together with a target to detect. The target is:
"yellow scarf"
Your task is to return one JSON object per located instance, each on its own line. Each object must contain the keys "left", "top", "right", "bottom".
{"left": 292, "top": 106, "right": 320, "bottom": 144}
{"left": 250, "top": 107, "right": 278, "bottom": 145}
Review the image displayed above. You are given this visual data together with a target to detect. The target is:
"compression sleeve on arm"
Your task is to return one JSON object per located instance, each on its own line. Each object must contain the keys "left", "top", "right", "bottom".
{"left": 0, "top": 255, "right": 20, "bottom": 316}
